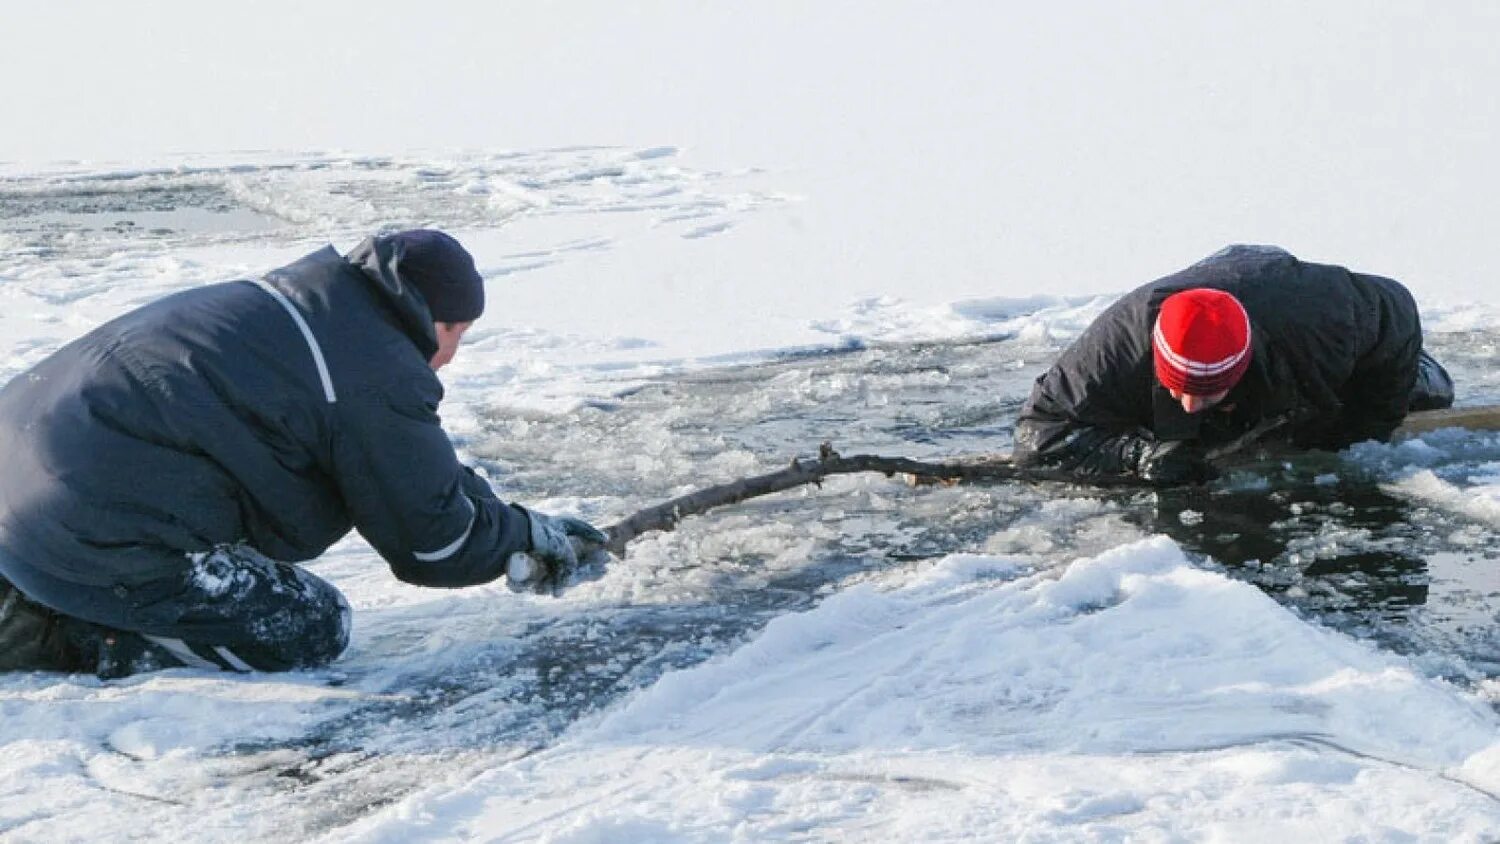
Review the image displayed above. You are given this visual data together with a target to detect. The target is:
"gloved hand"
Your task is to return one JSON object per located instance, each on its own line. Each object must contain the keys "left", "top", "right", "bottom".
{"left": 1136, "top": 439, "right": 1218, "bottom": 486}
{"left": 1067, "top": 430, "right": 1153, "bottom": 478}
{"left": 506, "top": 508, "right": 609, "bottom": 595}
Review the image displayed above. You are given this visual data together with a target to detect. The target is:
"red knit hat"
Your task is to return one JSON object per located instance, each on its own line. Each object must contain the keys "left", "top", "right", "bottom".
{"left": 1152, "top": 288, "right": 1252, "bottom": 395}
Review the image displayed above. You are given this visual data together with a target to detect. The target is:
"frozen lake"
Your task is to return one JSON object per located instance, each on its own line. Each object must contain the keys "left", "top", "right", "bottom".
{"left": 3, "top": 152, "right": 1500, "bottom": 840}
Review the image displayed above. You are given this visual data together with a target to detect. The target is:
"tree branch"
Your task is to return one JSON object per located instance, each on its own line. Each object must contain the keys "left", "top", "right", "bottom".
{"left": 1396, "top": 405, "right": 1500, "bottom": 436}
{"left": 601, "top": 404, "right": 1500, "bottom": 553}
{"left": 604, "top": 444, "right": 1110, "bottom": 554}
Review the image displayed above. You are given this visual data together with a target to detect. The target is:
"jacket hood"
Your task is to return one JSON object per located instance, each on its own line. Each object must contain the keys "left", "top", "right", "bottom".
{"left": 344, "top": 235, "right": 440, "bottom": 359}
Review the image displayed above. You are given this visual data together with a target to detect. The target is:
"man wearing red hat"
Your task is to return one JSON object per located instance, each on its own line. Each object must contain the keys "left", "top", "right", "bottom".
{"left": 1012, "top": 245, "right": 1453, "bottom": 484}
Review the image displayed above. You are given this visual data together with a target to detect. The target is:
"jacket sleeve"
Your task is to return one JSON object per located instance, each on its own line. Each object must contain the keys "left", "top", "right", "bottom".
{"left": 1010, "top": 299, "right": 1159, "bottom": 480}
{"left": 1013, "top": 395, "right": 1151, "bottom": 479}
{"left": 330, "top": 377, "right": 531, "bottom": 587}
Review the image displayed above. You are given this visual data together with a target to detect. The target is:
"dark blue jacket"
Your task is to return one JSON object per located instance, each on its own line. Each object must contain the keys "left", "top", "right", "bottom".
{"left": 1013, "top": 245, "right": 1426, "bottom": 478}
{"left": 0, "top": 241, "right": 531, "bottom": 625}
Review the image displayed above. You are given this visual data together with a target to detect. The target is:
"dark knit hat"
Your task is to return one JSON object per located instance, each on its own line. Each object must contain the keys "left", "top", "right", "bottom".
{"left": 1152, "top": 288, "right": 1253, "bottom": 396}
{"left": 387, "top": 229, "right": 485, "bottom": 323}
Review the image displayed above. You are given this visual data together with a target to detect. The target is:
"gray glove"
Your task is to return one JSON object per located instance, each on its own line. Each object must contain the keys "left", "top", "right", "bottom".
{"left": 506, "top": 508, "right": 609, "bottom": 595}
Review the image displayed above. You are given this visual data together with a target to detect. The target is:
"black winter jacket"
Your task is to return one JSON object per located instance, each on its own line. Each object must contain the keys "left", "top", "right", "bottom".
{"left": 0, "top": 241, "right": 531, "bottom": 625}
{"left": 1012, "top": 245, "right": 1425, "bottom": 479}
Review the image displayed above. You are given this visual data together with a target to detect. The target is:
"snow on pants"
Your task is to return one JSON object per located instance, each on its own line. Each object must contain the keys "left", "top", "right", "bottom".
{"left": 96, "top": 543, "right": 353, "bottom": 675}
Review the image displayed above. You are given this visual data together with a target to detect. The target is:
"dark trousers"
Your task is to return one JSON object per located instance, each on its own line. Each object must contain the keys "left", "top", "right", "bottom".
{"left": 0, "top": 544, "right": 349, "bottom": 678}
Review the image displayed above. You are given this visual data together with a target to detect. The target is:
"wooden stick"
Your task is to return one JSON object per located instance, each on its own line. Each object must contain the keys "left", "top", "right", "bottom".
{"left": 602, "top": 403, "right": 1500, "bottom": 553}
{"left": 1397, "top": 405, "right": 1500, "bottom": 435}
{"left": 604, "top": 444, "right": 1125, "bottom": 554}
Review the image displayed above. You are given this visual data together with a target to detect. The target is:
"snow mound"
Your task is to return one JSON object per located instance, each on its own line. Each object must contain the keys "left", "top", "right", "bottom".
{"left": 333, "top": 537, "right": 1500, "bottom": 842}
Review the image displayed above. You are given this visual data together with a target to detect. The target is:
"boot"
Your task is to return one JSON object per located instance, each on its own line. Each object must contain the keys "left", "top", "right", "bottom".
{"left": 0, "top": 577, "right": 90, "bottom": 673}
{"left": 91, "top": 631, "right": 182, "bottom": 679}
{"left": 0, "top": 577, "right": 181, "bottom": 677}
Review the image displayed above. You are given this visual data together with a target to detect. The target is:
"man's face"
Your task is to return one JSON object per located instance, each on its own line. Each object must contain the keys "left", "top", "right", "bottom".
{"left": 1168, "top": 387, "right": 1230, "bottom": 414}
{"left": 430, "top": 321, "right": 473, "bottom": 371}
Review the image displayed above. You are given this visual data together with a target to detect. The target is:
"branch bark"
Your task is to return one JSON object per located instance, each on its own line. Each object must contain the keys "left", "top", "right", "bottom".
{"left": 1396, "top": 405, "right": 1500, "bottom": 436}
{"left": 604, "top": 444, "right": 1116, "bottom": 554}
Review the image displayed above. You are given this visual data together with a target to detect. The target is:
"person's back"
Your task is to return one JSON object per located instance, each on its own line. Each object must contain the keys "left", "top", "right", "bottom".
{"left": 0, "top": 277, "right": 347, "bottom": 601}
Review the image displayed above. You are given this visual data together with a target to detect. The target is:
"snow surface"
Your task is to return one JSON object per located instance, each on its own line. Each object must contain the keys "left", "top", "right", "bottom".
{"left": 7, "top": 3, "right": 1500, "bottom": 310}
{"left": 330, "top": 538, "right": 1500, "bottom": 842}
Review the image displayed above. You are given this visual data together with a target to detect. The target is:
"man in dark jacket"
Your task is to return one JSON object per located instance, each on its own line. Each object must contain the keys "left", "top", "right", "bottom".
{"left": 0, "top": 230, "right": 605, "bottom": 677}
{"left": 1012, "top": 245, "right": 1454, "bottom": 485}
